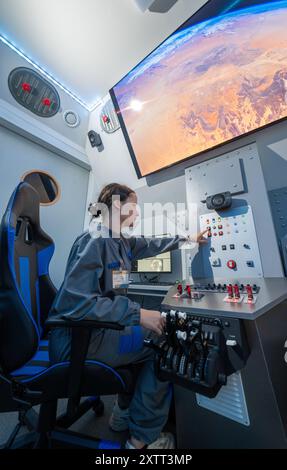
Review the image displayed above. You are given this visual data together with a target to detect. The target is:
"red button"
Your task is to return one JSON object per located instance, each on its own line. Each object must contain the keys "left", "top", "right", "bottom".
{"left": 22, "top": 82, "right": 31, "bottom": 92}
{"left": 42, "top": 98, "right": 51, "bottom": 106}
{"left": 103, "top": 115, "right": 110, "bottom": 123}
{"left": 219, "top": 231, "right": 223, "bottom": 236}
{"left": 227, "top": 260, "right": 237, "bottom": 269}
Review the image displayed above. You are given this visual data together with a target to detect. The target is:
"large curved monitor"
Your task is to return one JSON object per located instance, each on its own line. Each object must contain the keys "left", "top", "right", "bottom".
{"left": 110, "top": 0, "right": 287, "bottom": 178}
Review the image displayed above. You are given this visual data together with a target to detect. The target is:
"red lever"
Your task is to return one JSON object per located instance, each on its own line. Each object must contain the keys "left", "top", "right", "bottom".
{"left": 246, "top": 284, "right": 253, "bottom": 301}
{"left": 22, "top": 82, "right": 31, "bottom": 92}
{"left": 233, "top": 284, "right": 240, "bottom": 299}
{"left": 185, "top": 285, "right": 191, "bottom": 298}
{"left": 177, "top": 283, "right": 183, "bottom": 295}
{"left": 227, "top": 284, "right": 234, "bottom": 299}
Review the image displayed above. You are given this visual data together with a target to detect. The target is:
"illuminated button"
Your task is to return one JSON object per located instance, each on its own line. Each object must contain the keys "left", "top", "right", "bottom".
{"left": 219, "top": 231, "right": 223, "bottom": 236}
{"left": 208, "top": 232, "right": 212, "bottom": 237}
{"left": 102, "top": 114, "right": 110, "bottom": 123}
{"left": 22, "top": 82, "right": 31, "bottom": 92}
{"left": 218, "top": 225, "right": 223, "bottom": 229}
{"left": 227, "top": 260, "right": 237, "bottom": 269}
{"left": 42, "top": 98, "right": 51, "bottom": 106}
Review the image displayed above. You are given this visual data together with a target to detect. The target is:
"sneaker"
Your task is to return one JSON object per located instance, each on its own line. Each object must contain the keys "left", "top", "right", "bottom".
{"left": 147, "top": 433, "right": 175, "bottom": 449}
{"left": 125, "top": 433, "right": 175, "bottom": 449}
{"left": 109, "top": 400, "right": 129, "bottom": 432}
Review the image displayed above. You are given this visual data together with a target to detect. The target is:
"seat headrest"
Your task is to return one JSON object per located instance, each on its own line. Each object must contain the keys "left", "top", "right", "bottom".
{"left": 0, "top": 182, "right": 55, "bottom": 372}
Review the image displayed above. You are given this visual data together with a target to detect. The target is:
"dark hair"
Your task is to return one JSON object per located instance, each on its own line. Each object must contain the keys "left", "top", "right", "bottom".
{"left": 89, "top": 183, "right": 135, "bottom": 218}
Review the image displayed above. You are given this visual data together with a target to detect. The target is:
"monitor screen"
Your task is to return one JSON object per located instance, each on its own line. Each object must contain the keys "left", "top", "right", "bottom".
{"left": 110, "top": 0, "right": 287, "bottom": 178}
{"left": 131, "top": 252, "right": 172, "bottom": 273}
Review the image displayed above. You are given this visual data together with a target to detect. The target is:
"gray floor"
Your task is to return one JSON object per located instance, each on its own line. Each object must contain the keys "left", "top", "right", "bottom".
{"left": 0, "top": 395, "right": 129, "bottom": 448}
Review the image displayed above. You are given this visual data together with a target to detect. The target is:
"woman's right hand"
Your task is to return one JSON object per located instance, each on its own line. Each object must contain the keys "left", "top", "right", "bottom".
{"left": 140, "top": 309, "right": 165, "bottom": 336}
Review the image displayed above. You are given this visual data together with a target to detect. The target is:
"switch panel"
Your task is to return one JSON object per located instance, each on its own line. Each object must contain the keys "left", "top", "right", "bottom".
{"left": 199, "top": 205, "right": 263, "bottom": 278}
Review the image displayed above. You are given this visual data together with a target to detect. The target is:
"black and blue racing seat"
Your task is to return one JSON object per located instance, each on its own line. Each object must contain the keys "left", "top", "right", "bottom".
{"left": 0, "top": 182, "right": 136, "bottom": 449}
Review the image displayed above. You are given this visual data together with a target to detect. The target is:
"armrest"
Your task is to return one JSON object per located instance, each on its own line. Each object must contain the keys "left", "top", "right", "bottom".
{"left": 45, "top": 315, "right": 124, "bottom": 331}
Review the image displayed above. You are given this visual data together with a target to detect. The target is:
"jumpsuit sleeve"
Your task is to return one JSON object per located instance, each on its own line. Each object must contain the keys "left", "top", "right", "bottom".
{"left": 129, "top": 235, "right": 186, "bottom": 260}
{"left": 50, "top": 236, "right": 140, "bottom": 326}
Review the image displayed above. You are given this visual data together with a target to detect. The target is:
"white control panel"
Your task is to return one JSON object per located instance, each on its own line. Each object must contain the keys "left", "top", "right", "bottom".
{"left": 199, "top": 205, "right": 263, "bottom": 278}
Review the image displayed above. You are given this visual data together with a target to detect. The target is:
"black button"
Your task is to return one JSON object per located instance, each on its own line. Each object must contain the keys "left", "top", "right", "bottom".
{"left": 222, "top": 245, "right": 227, "bottom": 250}
{"left": 230, "top": 244, "right": 235, "bottom": 250}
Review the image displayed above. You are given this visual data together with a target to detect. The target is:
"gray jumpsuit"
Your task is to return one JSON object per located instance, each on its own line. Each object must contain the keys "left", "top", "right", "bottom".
{"left": 49, "top": 226, "right": 184, "bottom": 444}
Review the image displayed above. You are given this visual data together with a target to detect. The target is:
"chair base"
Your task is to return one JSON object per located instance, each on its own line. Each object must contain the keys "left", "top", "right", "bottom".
{"left": 1, "top": 397, "right": 107, "bottom": 450}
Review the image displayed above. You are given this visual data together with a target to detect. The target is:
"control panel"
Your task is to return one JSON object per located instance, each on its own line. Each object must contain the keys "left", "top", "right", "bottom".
{"left": 199, "top": 205, "right": 263, "bottom": 278}
{"left": 183, "top": 145, "right": 284, "bottom": 280}
{"left": 174, "top": 280, "right": 259, "bottom": 305}
{"left": 145, "top": 309, "right": 249, "bottom": 397}
{"left": 8, "top": 67, "right": 61, "bottom": 118}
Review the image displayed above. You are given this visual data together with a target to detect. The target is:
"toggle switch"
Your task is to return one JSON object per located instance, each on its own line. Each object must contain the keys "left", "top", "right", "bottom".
{"left": 246, "top": 285, "right": 254, "bottom": 301}
{"left": 227, "top": 284, "right": 234, "bottom": 299}
{"left": 233, "top": 284, "right": 240, "bottom": 299}
{"left": 177, "top": 284, "right": 183, "bottom": 295}
{"left": 185, "top": 285, "right": 191, "bottom": 297}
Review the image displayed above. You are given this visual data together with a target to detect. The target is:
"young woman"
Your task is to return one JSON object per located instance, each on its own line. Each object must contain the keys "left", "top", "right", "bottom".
{"left": 49, "top": 183, "right": 207, "bottom": 449}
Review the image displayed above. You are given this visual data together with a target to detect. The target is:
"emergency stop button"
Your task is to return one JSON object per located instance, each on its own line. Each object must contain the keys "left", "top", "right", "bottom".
{"left": 227, "top": 260, "right": 237, "bottom": 269}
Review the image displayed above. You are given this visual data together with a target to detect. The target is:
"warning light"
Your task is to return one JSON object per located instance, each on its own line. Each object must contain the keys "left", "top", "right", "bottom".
{"left": 22, "top": 82, "right": 31, "bottom": 92}
{"left": 42, "top": 98, "right": 51, "bottom": 106}
{"left": 102, "top": 115, "right": 110, "bottom": 123}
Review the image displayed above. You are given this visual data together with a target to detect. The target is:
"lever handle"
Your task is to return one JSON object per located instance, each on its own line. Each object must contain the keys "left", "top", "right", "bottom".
{"left": 143, "top": 339, "right": 164, "bottom": 356}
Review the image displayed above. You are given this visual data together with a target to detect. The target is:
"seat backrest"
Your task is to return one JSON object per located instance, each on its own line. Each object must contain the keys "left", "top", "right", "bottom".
{"left": 0, "top": 182, "right": 57, "bottom": 373}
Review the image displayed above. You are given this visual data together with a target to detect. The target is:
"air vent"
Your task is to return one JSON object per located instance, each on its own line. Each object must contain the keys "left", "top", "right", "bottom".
{"left": 196, "top": 372, "right": 250, "bottom": 426}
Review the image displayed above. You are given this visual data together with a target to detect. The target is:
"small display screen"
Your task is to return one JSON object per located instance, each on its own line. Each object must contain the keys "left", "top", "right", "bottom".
{"left": 132, "top": 252, "right": 172, "bottom": 273}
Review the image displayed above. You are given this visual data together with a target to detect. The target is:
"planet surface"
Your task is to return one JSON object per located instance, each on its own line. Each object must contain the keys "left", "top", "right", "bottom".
{"left": 113, "top": 1, "right": 287, "bottom": 176}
